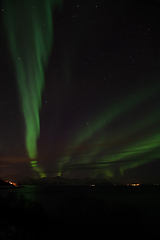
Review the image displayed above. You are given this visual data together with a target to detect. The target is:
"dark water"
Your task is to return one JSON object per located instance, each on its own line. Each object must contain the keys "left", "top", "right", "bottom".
{"left": 1, "top": 185, "right": 160, "bottom": 216}
{"left": 1, "top": 185, "right": 160, "bottom": 237}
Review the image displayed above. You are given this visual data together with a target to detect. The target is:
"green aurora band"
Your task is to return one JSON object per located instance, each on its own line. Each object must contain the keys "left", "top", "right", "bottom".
{"left": 57, "top": 82, "right": 160, "bottom": 180}
{"left": 3, "top": 0, "right": 62, "bottom": 177}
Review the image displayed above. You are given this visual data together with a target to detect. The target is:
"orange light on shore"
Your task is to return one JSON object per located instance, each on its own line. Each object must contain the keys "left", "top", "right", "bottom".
{"left": 127, "top": 183, "right": 140, "bottom": 186}
{"left": 8, "top": 181, "right": 19, "bottom": 187}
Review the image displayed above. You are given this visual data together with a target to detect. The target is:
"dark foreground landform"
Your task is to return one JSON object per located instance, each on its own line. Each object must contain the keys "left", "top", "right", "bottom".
{"left": 1, "top": 174, "right": 113, "bottom": 186}
{"left": 1, "top": 185, "right": 160, "bottom": 239}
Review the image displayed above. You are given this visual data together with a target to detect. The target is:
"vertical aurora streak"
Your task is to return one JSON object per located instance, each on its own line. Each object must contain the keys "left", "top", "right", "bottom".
{"left": 3, "top": 0, "right": 62, "bottom": 177}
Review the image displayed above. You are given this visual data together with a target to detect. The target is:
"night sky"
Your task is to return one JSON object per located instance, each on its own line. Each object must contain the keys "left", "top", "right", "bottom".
{"left": 0, "top": 0, "right": 160, "bottom": 184}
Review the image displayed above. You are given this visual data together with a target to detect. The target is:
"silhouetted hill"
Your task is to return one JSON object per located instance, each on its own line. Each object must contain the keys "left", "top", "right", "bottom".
{"left": 1, "top": 174, "right": 113, "bottom": 186}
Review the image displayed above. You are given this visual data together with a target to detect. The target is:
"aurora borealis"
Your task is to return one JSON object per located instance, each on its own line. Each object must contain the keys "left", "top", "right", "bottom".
{"left": 2, "top": 0, "right": 62, "bottom": 177}
{"left": 0, "top": 0, "right": 160, "bottom": 183}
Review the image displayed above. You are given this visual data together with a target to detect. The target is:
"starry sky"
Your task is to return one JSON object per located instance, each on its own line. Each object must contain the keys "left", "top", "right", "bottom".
{"left": 0, "top": 0, "right": 160, "bottom": 184}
